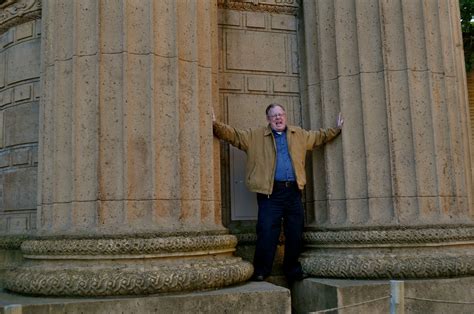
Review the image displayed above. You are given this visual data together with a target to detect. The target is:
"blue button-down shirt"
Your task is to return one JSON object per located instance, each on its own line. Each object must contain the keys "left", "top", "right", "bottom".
{"left": 273, "top": 130, "right": 296, "bottom": 181}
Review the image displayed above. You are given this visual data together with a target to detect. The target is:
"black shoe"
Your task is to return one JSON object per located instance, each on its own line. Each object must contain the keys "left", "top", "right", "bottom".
{"left": 300, "top": 272, "right": 310, "bottom": 280}
{"left": 252, "top": 274, "right": 265, "bottom": 281}
{"left": 293, "top": 272, "right": 309, "bottom": 282}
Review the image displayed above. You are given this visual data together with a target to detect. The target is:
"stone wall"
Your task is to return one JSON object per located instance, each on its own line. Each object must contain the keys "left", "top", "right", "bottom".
{"left": 0, "top": 18, "right": 40, "bottom": 236}
{"left": 0, "top": 0, "right": 42, "bottom": 288}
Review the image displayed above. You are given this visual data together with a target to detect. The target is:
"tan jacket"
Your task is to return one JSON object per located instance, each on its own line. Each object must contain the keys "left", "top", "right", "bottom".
{"left": 213, "top": 121, "right": 341, "bottom": 195}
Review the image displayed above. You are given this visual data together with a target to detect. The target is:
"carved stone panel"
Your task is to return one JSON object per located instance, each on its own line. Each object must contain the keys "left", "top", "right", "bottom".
{"left": 0, "top": 16, "right": 41, "bottom": 235}
{"left": 0, "top": 0, "right": 41, "bottom": 34}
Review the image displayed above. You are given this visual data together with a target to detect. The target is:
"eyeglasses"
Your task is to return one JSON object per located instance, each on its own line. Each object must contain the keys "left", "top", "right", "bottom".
{"left": 268, "top": 113, "right": 286, "bottom": 119}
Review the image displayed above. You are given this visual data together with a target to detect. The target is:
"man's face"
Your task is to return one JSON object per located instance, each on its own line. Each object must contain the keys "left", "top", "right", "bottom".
{"left": 267, "top": 106, "right": 287, "bottom": 132}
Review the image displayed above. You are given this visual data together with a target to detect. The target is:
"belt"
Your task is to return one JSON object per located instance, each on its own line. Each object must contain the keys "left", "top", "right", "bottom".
{"left": 274, "top": 181, "right": 296, "bottom": 188}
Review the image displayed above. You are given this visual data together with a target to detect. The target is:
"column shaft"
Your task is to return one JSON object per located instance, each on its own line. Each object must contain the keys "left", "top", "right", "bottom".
{"left": 37, "top": 0, "right": 224, "bottom": 235}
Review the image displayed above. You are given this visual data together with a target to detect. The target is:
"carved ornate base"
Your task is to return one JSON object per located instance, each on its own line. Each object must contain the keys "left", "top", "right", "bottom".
{"left": 301, "top": 226, "right": 474, "bottom": 279}
{"left": 0, "top": 236, "right": 28, "bottom": 288}
{"left": 4, "top": 234, "right": 253, "bottom": 296}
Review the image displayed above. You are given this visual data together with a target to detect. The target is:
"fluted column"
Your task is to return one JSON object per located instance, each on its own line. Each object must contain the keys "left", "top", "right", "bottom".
{"left": 301, "top": 0, "right": 474, "bottom": 278}
{"left": 5, "top": 0, "right": 252, "bottom": 296}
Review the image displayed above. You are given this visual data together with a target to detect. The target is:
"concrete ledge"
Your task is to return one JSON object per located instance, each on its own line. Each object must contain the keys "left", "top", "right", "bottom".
{"left": 292, "top": 276, "right": 474, "bottom": 314}
{"left": 0, "top": 282, "right": 290, "bottom": 314}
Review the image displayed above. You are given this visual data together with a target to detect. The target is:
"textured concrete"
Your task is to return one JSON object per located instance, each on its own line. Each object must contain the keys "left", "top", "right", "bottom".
{"left": 0, "top": 249, "right": 22, "bottom": 289}
{"left": 0, "top": 282, "right": 291, "bottom": 314}
{"left": 301, "top": 0, "right": 472, "bottom": 229}
{"left": 2, "top": 167, "right": 37, "bottom": 212}
{"left": 36, "top": 0, "right": 224, "bottom": 236}
{"left": 0, "top": 16, "right": 40, "bottom": 236}
{"left": 292, "top": 277, "right": 474, "bottom": 314}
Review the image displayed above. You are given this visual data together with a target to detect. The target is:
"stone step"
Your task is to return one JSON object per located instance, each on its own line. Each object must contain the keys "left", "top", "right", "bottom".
{"left": 0, "top": 282, "right": 291, "bottom": 314}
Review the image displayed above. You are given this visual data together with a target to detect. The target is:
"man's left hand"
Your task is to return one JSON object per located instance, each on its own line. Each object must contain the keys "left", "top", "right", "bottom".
{"left": 337, "top": 112, "right": 344, "bottom": 128}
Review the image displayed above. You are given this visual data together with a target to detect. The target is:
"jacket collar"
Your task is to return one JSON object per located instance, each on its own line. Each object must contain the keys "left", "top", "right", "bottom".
{"left": 265, "top": 124, "right": 296, "bottom": 136}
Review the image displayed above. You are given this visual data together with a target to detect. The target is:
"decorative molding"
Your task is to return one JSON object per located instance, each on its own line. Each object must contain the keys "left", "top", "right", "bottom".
{"left": 0, "top": 0, "right": 18, "bottom": 9}
{"left": 5, "top": 258, "right": 254, "bottom": 296}
{"left": 217, "top": 0, "right": 299, "bottom": 16}
{"left": 0, "top": 0, "right": 41, "bottom": 34}
{"left": 235, "top": 233, "right": 257, "bottom": 243}
{"left": 301, "top": 253, "right": 474, "bottom": 279}
{"left": 301, "top": 227, "right": 474, "bottom": 278}
{"left": 5, "top": 233, "right": 255, "bottom": 296}
{"left": 22, "top": 234, "right": 238, "bottom": 256}
{"left": 233, "top": 227, "right": 474, "bottom": 246}
{"left": 0, "top": 235, "right": 29, "bottom": 249}
{"left": 303, "top": 227, "right": 474, "bottom": 245}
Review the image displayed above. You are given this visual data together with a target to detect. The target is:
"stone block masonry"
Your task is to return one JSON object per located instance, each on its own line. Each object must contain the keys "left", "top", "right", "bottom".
{"left": 0, "top": 15, "right": 41, "bottom": 236}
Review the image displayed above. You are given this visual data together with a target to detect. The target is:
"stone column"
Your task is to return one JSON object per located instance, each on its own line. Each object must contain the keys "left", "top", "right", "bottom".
{"left": 301, "top": 0, "right": 474, "bottom": 278}
{"left": 5, "top": 0, "right": 252, "bottom": 296}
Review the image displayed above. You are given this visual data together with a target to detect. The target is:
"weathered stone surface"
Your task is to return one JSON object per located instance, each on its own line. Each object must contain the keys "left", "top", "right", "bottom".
{"left": 0, "top": 282, "right": 291, "bottom": 314}
{"left": 1, "top": 167, "right": 36, "bottom": 211}
{"left": 217, "top": 0, "right": 299, "bottom": 16}
{"left": 34, "top": 1, "right": 228, "bottom": 236}
{"left": 225, "top": 30, "right": 286, "bottom": 73}
{"left": 6, "top": 257, "right": 253, "bottom": 296}
{"left": 21, "top": 234, "right": 239, "bottom": 256}
{"left": 10, "top": 148, "right": 29, "bottom": 166}
{"left": 13, "top": 84, "right": 31, "bottom": 102}
{"left": 4, "top": 0, "right": 254, "bottom": 297}
{"left": 0, "top": 52, "right": 4, "bottom": 89}
{"left": 0, "top": 248, "right": 23, "bottom": 289}
{"left": 7, "top": 217, "right": 27, "bottom": 234}
{"left": 300, "top": 0, "right": 474, "bottom": 279}
{"left": 0, "top": 90, "right": 11, "bottom": 107}
{"left": 302, "top": 227, "right": 474, "bottom": 279}
{"left": 4, "top": 102, "right": 38, "bottom": 147}
{"left": 0, "top": 0, "right": 41, "bottom": 34}
{"left": 6, "top": 40, "right": 40, "bottom": 85}
{"left": 6, "top": 233, "right": 253, "bottom": 296}
{"left": 246, "top": 12, "right": 265, "bottom": 29}
{"left": 0, "top": 152, "right": 9, "bottom": 168}
{"left": 0, "top": 213, "right": 34, "bottom": 236}
{"left": 14, "top": 21, "right": 33, "bottom": 41}
{"left": 271, "top": 14, "right": 296, "bottom": 31}
{"left": 292, "top": 277, "right": 474, "bottom": 314}
{"left": 247, "top": 75, "right": 267, "bottom": 92}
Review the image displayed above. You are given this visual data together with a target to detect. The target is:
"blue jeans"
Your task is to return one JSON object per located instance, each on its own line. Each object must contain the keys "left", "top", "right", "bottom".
{"left": 253, "top": 182, "right": 305, "bottom": 281}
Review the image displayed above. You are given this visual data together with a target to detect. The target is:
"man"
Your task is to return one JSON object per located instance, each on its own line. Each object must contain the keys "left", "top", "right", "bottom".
{"left": 213, "top": 104, "right": 343, "bottom": 282}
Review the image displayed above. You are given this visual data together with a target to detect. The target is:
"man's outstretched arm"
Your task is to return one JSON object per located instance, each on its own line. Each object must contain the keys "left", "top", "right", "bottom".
{"left": 212, "top": 113, "right": 251, "bottom": 152}
{"left": 307, "top": 112, "right": 344, "bottom": 149}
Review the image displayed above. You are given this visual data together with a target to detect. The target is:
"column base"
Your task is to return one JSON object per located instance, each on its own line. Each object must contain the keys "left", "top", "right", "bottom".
{"left": 301, "top": 226, "right": 474, "bottom": 278}
{"left": 4, "top": 233, "right": 253, "bottom": 296}
{"left": 0, "top": 236, "right": 27, "bottom": 289}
